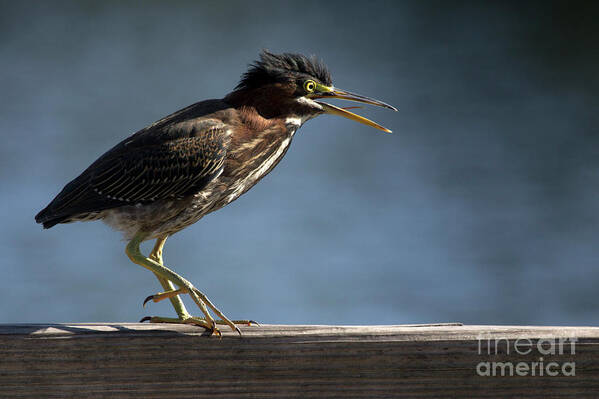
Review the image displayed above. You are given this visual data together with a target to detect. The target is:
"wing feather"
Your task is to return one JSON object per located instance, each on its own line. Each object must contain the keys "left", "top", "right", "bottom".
{"left": 35, "top": 118, "right": 228, "bottom": 226}
{"left": 91, "top": 135, "right": 226, "bottom": 204}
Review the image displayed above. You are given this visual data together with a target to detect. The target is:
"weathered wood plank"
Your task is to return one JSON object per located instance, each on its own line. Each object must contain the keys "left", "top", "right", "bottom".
{"left": 1, "top": 323, "right": 598, "bottom": 398}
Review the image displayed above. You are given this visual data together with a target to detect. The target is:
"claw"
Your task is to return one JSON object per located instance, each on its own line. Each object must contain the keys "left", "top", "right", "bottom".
{"left": 140, "top": 316, "right": 152, "bottom": 323}
{"left": 212, "top": 326, "right": 222, "bottom": 338}
{"left": 143, "top": 295, "right": 154, "bottom": 307}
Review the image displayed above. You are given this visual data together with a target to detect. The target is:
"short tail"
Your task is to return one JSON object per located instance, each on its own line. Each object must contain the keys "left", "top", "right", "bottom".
{"left": 35, "top": 206, "right": 69, "bottom": 229}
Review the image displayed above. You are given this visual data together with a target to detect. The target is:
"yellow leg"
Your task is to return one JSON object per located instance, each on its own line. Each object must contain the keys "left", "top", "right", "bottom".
{"left": 148, "top": 235, "right": 191, "bottom": 320}
{"left": 126, "top": 231, "right": 240, "bottom": 335}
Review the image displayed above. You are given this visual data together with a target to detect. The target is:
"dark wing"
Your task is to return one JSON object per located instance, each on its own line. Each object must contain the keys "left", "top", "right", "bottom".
{"left": 35, "top": 118, "right": 228, "bottom": 228}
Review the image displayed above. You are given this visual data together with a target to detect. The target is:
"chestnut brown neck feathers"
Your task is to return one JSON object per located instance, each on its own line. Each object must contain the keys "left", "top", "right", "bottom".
{"left": 224, "top": 83, "right": 319, "bottom": 121}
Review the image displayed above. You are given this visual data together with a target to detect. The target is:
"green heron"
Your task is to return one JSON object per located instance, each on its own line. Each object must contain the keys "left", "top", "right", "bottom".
{"left": 35, "top": 50, "right": 396, "bottom": 335}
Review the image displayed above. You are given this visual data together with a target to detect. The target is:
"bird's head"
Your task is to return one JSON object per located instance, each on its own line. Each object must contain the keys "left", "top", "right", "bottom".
{"left": 227, "top": 50, "right": 397, "bottom": 132}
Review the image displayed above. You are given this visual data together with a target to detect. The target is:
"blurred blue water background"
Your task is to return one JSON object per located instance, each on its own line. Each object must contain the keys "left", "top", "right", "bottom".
{"left": 1, "top": 1, "right": 598, "bottom": 326}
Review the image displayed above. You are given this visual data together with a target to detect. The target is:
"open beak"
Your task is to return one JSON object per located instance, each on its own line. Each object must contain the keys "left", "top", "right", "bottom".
{"left": 309, "top": 87, "right": 397, "bottom": 133}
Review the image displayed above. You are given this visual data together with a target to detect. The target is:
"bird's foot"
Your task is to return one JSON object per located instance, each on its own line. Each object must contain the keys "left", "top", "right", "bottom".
{"left": 140, "top": 315, "right": 257, "bottom": 333}
{"left": 139, "top": 315, "right": 219, "bottom": 334}
{"left": 142, "top": 285, "right": 247, "bottom": 335}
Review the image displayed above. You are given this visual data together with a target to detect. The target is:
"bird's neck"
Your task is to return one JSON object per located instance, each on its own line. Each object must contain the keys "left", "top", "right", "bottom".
{"left": 224, "top": 85, "right": 313, "bottom": 121}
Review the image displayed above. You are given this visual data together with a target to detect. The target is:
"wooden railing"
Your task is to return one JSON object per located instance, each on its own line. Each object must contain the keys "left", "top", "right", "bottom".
{"left": 2, "top": 323, "right": 598, "bottom": 397}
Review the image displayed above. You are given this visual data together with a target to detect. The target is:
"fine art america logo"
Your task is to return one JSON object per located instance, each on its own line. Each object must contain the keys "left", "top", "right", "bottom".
{"left": 476, "top": 336, "right": 577, "bottom": 377}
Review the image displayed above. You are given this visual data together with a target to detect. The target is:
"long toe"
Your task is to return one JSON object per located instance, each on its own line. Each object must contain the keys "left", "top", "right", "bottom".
{"left": 139, "top": 315, "right": 218, "bottom": 334}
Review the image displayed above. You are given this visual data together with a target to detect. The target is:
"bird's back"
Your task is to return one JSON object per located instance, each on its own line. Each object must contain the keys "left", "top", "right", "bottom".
{"left": 35, "top": 99, "right": 232, "bottom": 229}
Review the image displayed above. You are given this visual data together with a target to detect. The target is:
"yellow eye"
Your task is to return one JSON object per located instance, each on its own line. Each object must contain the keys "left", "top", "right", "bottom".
{"left": 303, "top": 80, "right": 316, "bottom": 93}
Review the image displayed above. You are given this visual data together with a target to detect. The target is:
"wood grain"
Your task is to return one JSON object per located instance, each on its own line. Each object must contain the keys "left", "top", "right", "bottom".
{"left": 1, "top": 323, "right": 599, "bottom": 398}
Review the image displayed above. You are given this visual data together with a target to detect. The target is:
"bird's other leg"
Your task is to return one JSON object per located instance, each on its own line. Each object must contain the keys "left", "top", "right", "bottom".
{"left": 147, "top": 235, "right": 191, "bottom": 320}
{"left": 125, "top": 231, "right": 240, "bottom": 335}
{"left": 144, "top": 235, "right": 255, "bottom": 328}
